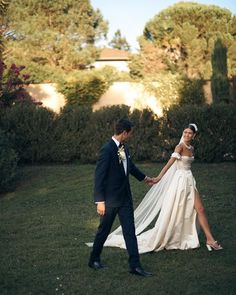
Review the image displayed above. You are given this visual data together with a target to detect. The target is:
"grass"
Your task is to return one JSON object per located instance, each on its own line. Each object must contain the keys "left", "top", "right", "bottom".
{"left": 0, "top": 162, "right": 235, "bottom": 295}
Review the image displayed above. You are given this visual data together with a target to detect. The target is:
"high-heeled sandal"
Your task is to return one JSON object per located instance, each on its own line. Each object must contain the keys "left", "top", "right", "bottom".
{"left": 206, "top": 241, "right": 223, "bottom": 251}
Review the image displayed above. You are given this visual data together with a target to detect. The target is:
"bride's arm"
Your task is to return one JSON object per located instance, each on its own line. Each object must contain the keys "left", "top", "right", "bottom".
{"left": 153, "top": 144, "right": 182, "bottom": 183}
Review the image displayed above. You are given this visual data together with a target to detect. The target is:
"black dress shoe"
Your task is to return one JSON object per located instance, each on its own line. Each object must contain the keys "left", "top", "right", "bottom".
{"left": 88, "top": 261, "right": 107, "bottom": 270}
{"left": 129, "top": 267, "right": 153, "bottom": 277}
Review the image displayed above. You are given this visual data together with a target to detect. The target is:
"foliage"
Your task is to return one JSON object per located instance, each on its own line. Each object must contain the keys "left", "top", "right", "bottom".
{"left": 178, "top": 77, "right": 205, "bottom": 105}
{"left": 0, "top": 102, "right": 235, "bottom": 164}
{"left": 0, "top": 104, "right": 56, "bottom": 163}
{"left": 52, "top": 105, "right": 92, "bottom": 162}
{"left": 211, "top": 38, "right": 230, "bottom": 103}
{"left": 101, "top": 66, "right": 133, "bottom": 82}
{"left": 5, "top": 0, "right": 108, "bottom": 78}
{"left": 0, "top": 0, "right": 10, "bottom": 64}
{"left": 84, "top": 105, "right": 131, "bottom": 162}
{"left": 161, "top": 104, "right": 236, "bottom": 162}
{"left": 109, "top": 29, "right": 130, "bottom": 51}
{"left": 128, "top": 53, "right": 144, "bottom": 79}
{"left": 129, "top": 108, "right": 162, "bottom": 161}
{"left": 0, "top": 0, "right": 9, "bottom": 16}
{"left": 141, "top": 2, "right": 236, "bottom": 79}
{"left": 0, "top": 128, "right": 18, "bottom": 192}
{"left": 58, "top": 69, "right": 111, "bottom": 107}
{"left": 228, "top": 42, "right": 236, "bottom": 78}
{"left": 45, "top": 105, "right": 132, "bottom": 163}
{"left": 8, "top": 61, "right": 66, "bottom": 84}
{"left": 0, "top": 61, "right": 32, "bottom": 107}
{"left": 143, "top": 73, "right": 183, "bottom": 109}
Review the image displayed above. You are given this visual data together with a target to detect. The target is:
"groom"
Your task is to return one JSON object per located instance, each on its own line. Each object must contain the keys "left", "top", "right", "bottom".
{"left": 88, "top": 119, "right": 153, "bottom": 277}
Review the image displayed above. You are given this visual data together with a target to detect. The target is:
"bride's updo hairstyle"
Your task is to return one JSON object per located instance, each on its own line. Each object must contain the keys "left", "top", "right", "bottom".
{"left": 184, "top": 123, "right": 198, "bottom": 134}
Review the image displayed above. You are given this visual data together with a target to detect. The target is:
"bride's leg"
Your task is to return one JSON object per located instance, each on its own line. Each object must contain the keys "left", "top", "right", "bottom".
{"left": 194, "top": 190, "right": 215, "bottom": 244}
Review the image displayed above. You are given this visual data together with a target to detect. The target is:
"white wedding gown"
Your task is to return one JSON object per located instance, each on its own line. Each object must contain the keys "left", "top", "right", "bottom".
{"left": 103, "top": 152, "right": 200, "bottom": 253}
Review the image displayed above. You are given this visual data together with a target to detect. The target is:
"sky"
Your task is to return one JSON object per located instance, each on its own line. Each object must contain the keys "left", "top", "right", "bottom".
{"left": 90, "top": 0, "right": 236, "bottom": 51}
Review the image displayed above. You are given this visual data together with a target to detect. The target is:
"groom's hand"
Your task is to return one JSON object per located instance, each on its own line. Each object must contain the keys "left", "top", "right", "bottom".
{"left": 97, "top": 202, "right": 105, "bottom": 215}
{"left": 144, "top": 176, "right": 154, "bottom": 185}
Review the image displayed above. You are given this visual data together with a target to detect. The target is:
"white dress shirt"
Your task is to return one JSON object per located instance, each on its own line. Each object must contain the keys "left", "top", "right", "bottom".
{"left": 112, "top": 136, "right": 127, "bottom": 175}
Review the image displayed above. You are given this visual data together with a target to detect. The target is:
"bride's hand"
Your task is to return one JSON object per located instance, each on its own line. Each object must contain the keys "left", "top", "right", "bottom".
{"left": 153, "top": 176, "right": 161, "bottom": 183}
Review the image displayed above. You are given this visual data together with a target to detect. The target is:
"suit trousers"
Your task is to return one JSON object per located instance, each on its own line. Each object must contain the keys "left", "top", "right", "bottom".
{"left": 89, "top": 205, "right": 141, "bottom": 269}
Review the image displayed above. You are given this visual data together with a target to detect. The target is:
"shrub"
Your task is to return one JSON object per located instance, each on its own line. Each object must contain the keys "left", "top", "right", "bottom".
{"left": 79, "top": 106, "right": 162, "bottom": 163}
{"left": 161, "top": 104, "right": 236, "bottom": 162}
{"left": 178, "top": 78, "right": 205, "bottom": 105}
{"left": 0, "top": 103, "right": 56, "bottom": 163}
{"left": 129, "top": 108, "right": 162, "bottom": 161}
{"left": 58, "top": 69, "right": 110, "bottom": 107}
{"left": 0, "top": 103, "right": 235, "bottom": 165}
{"left": 80, "top": 105, "right": 131, "bottom": 163}
{"left": 0, "top": 129, "right": 18, "bottom": 193}
{"left": 20, "top": 62, "right": 65, "bottom": 84}
{"left": 0, "top": 62, "right": 32, "bottom": 108}
{"left": 52, "top": 105, "right": 92, "bottom": 162}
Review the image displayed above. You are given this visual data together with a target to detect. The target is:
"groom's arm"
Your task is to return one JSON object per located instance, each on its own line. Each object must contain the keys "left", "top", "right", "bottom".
{"left": 94, "top": 144, "right": 110, "bottom": 203}
{"left": 127, "top": 147, "right": 154, "bottom": 183}
{"left": 129, "top": 158, "right": 146, "bottom": 181}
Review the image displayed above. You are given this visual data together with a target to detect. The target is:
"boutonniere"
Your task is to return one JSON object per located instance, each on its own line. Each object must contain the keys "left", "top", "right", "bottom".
{"left": 117, "top": 145, "right": 126, "bottom": 163}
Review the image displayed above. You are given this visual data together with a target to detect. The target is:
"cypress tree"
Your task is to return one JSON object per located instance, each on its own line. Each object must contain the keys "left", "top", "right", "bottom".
{"left": 211, "top": 38, "right": 230, "bottom": 103}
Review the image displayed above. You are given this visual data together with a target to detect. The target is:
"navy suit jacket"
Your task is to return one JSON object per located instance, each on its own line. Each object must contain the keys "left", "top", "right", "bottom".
{"left": 94, "top": 139, "right": 145, "bottom": 207}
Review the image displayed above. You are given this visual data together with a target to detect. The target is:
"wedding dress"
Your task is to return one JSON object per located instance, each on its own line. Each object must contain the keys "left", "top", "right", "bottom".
{"left": 103, "top": 152, "right": 200, "bottom": 253}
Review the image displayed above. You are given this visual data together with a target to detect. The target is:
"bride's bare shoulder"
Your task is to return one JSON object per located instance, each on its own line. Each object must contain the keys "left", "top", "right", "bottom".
{"left": 174, "top": 144, "right": 183, "bottom": 154}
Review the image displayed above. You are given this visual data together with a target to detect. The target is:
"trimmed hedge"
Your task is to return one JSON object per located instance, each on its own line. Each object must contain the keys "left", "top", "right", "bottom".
{"left": 0, "top": 103, "right": 235, "bottom": 164}
{"left": 161, "top": 104, "right": 236, "bottom": 162}
{"left": 52, "top": 105, "right": 93, "bottom": 162}
{"left": 0, "top": 103, "right": 56, "bottom": 163}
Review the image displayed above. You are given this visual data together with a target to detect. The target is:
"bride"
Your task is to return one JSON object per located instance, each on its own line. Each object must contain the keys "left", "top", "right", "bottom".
{"left": 103, "top": 123, "right": 223, "bottom": 253}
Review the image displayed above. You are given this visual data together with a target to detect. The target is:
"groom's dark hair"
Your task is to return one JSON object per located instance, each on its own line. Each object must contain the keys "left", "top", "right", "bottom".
{"left": 115, "top": 119, "right": 134, "bottom": 135}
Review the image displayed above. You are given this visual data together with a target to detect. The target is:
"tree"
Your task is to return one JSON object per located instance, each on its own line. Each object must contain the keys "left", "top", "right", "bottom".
{"left": 0, "top": 62, "right": 32, "bottom": 108}
{"left": 4, "top": 0, "right": 108, "bottom": 81}
{"left": 0, "top": 0, "right": 10, "bottom": 57}
{"left": 0, "top": 1, "right": 19, "bottom": 193}
{"left": 109, "top": 29, "right": 130, "bottom": 51}
{"left": 0, "top": 1, "right": 37, "bottom": 107}
{"left": 141, "top": 3, "right": 236, "bottom": 79}
{"left": 129, "top": 53, "right": 144, "bottom": 79}
{"left": 178, "top": 78, "right": 205, "bottom": 106}
{"left": 211, "top": 38, "right": 230, "bottom": 103}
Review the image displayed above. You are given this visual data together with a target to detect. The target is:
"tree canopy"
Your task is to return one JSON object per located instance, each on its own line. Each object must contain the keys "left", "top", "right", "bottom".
{"left": 138, "top": 2, "right": 236, "bottom": 79}
{"left": 4, "top": 0, "right": 108, "bottom": 81}
{"left": 109, "top": 29, "right": 130, "bottom": 51}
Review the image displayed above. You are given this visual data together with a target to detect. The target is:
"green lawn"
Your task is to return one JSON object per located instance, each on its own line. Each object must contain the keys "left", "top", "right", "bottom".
{"left": 0, "top": 163, "right": 235, "bottom": 295}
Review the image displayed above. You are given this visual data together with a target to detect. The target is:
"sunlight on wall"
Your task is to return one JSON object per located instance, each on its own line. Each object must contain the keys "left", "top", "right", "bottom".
{"left": 93, "top": 82, "right": 162, "bottom": 116}
{"left": 25, "top": 84, "right": 66, "bottom": 113}
{"left": 25, "top": 82, "right": 163, "bottom": 115}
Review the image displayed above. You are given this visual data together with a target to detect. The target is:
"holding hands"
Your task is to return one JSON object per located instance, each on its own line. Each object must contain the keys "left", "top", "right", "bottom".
{"left": 97, "top": 175, "right": 161, "bottom": 217}
{"left": 144, "top": 176, "right": 160, "bottom": 185}
{"left": 152, "top": 176, "right": 161, "bottom": 184}
{"left": 144, "top": 176, "right": 154, "bottom": 185}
